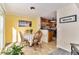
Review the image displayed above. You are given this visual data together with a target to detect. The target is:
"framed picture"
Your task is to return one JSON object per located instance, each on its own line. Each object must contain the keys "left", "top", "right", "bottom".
{"left": 59, "top": 15, "right": 77, "bottom": 23}
{"left": 19, "top": 20, "right": 32, "bottom": 27}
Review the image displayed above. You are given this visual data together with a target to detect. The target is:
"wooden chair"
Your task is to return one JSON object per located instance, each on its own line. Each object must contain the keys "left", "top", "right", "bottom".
{"left": 32, "top": 30, "right": 43, "bottom": 50}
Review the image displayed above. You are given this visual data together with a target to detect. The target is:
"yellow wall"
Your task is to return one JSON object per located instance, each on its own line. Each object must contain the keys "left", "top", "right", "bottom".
{"left": 5, "top": 14, "right": 40, "bottom": 44}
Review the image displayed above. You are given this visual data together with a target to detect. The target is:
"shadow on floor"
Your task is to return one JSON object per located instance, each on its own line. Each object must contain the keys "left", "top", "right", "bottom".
{"left": 49, "top": 48, "right": 71, "bottom": 55}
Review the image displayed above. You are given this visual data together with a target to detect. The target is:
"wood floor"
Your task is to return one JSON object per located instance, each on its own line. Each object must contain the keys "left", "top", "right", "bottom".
{"left": 22, "top": 41, "right": 56, "bottom": 55}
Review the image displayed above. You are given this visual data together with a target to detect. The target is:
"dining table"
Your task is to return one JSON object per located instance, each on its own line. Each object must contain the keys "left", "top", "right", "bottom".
{"left": 23, "top": 34, "right": 33, "bottom": 46}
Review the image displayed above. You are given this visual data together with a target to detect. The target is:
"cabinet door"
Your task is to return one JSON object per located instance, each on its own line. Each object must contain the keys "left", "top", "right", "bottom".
{"left": 48, "top": 31, "right": 53, "bottom": 42}
{"left": 41, "top": 30, "right": 48, "bottom": 43}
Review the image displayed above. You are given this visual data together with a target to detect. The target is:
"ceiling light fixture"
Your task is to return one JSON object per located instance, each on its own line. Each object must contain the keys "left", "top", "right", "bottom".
{"left": 30, "top": 7, "right": 35, "bottom": 10}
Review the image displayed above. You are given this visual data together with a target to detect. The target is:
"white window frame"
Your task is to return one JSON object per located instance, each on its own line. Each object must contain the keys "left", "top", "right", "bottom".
{"left": 0, "top": 4, "right": 5, "bottom": 49}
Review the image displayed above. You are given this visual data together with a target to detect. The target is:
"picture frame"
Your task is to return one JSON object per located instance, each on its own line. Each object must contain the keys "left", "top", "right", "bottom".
{"left": 59, "top": 15, "right": 77, "bottom": 23}
{"left": 18, "top": 20, "right": 32, "bottom": 27}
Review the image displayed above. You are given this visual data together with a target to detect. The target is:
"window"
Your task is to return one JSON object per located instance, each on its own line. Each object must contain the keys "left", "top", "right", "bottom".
{"left": 0, "top": 15, "right": 4, "bottom": 49}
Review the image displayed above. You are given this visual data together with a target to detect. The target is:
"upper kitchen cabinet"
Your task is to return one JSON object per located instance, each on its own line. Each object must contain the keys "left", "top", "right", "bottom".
{"left": 40, "top": 17, "right": 56, "bottom": 31}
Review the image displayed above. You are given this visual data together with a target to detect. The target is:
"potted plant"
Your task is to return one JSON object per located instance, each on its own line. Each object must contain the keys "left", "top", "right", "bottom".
{"left": 1, "top": 43, "right": 24, "bottom": 55}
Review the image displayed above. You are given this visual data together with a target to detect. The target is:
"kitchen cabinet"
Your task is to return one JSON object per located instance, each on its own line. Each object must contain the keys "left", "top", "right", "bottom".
{"left": 40, "top": 17, "right": 56, "bottom": 30}
{"left": 40, "top": 17, "right": 56, "bottom": 43}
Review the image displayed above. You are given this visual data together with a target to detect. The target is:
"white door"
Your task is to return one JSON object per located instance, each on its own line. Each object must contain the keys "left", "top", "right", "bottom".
{"left": 0, "top": 15, "right": 4, "bottom": 49}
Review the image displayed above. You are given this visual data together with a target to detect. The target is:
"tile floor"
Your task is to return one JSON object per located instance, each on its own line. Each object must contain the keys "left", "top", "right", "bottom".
{"left": 0, "top": 41, "right": 56, "bottom": 55}
{"left": 22, "top": 41, "right": 56, "bottom": 55}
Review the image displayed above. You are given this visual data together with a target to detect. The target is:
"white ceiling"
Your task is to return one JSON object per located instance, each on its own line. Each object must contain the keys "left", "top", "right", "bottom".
{"left": 4, "top": 3, "right": 72, "bottom": 19}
